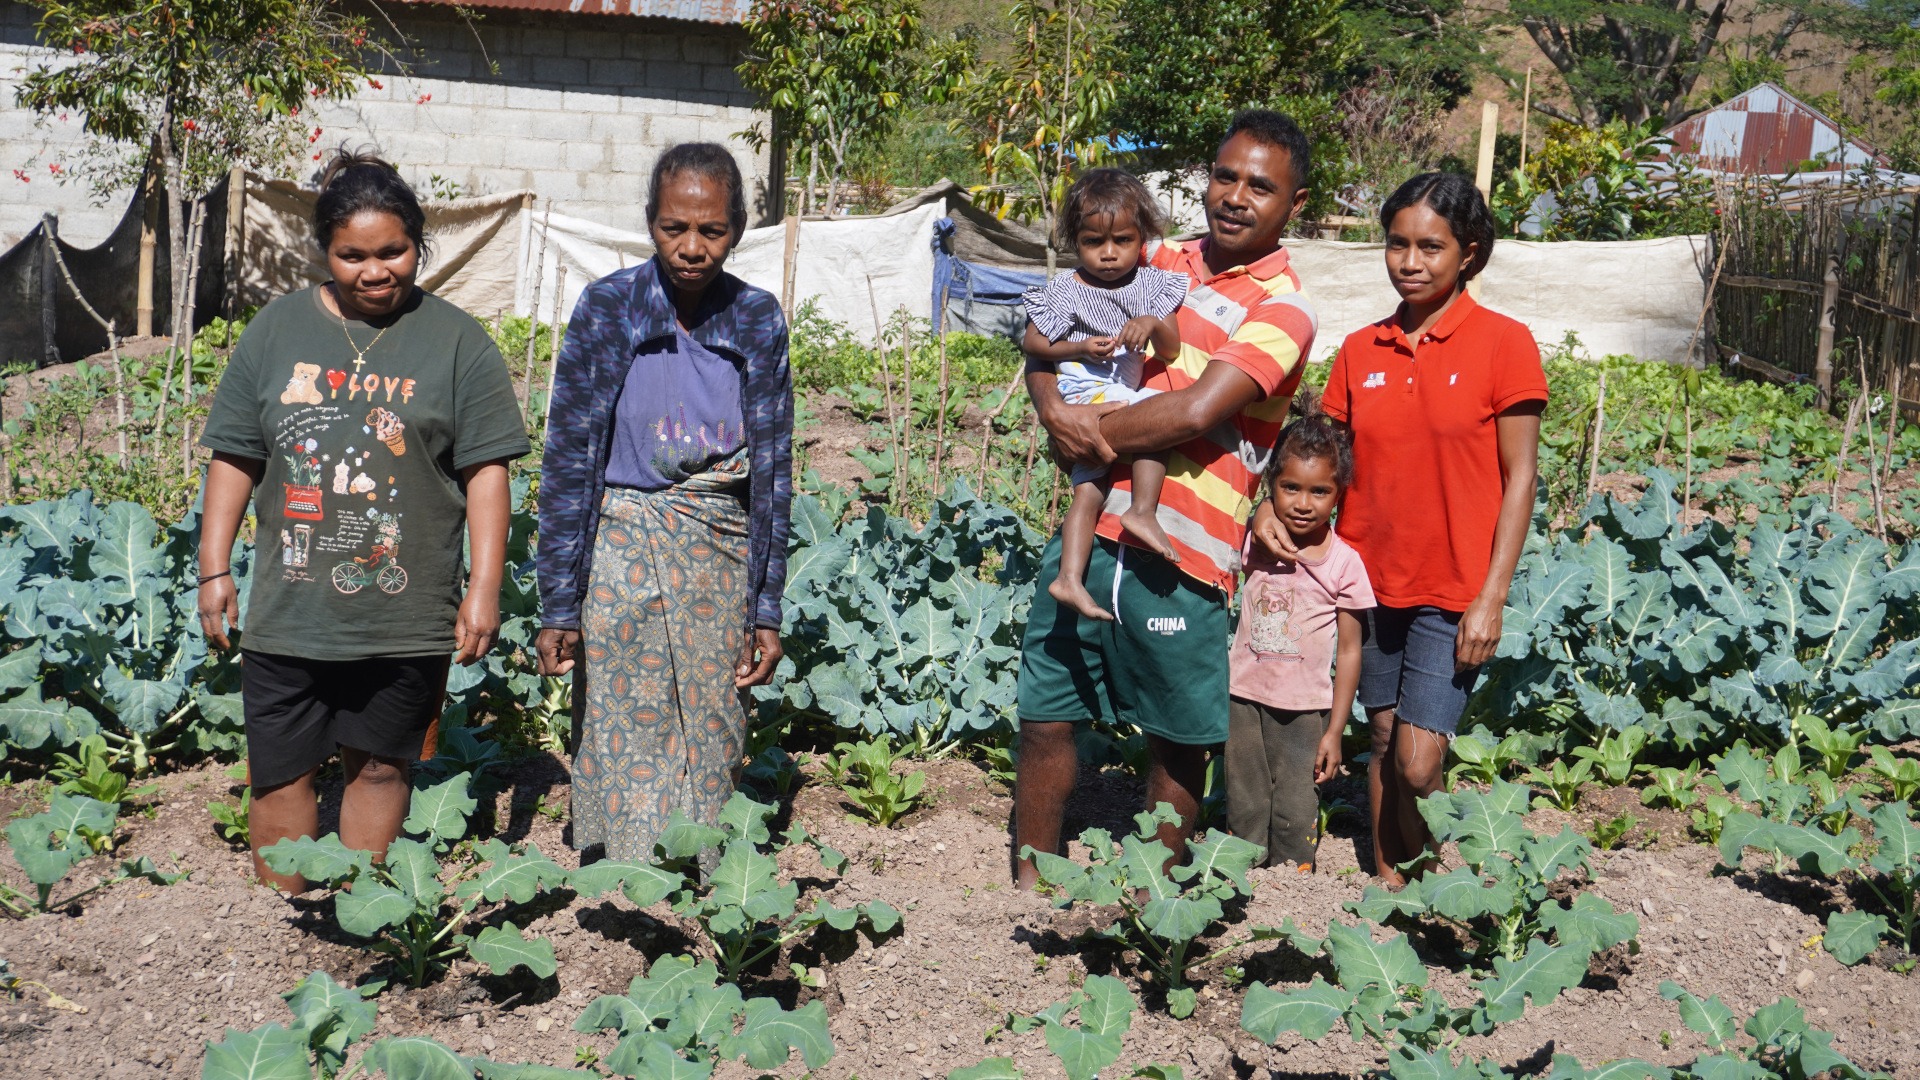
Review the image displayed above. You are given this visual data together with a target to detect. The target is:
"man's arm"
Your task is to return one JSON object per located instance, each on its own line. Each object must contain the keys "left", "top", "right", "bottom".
{"left": 1098, "top": 360, "right": 1266, "bottom": 455}
{"left": 1027, "top": 364, "right": 1123, "bottom": 466}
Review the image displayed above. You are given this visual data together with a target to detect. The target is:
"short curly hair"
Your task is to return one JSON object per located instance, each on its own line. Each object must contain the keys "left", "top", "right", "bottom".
{"left": 1274, "top": 413, "right": 1353, "bottom": 488}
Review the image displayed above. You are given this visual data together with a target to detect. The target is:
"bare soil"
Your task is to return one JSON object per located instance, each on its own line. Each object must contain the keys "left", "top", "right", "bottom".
{"left": 0, "top": 754, "right": 1914, "bottom": 1079}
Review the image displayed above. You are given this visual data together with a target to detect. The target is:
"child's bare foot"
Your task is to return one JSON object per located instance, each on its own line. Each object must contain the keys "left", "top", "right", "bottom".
{"left": 1048, "top": 576, "right": 1114, "bottom": 621}
{"left": 1120, "top": 506, "right": 1181, "bottom": 563}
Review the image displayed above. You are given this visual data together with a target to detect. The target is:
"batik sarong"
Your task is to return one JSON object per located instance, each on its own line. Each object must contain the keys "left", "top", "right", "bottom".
{"left": 572, "top": 472, "right": 751, "bottom": 859}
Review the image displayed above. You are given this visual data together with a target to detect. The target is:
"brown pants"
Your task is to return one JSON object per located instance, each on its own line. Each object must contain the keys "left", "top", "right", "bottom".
{"left": 1225, "top": 697, "right": 1328, "bottom": 868}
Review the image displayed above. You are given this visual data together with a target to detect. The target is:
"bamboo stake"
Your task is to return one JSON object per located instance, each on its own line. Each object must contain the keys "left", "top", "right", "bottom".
{"left": 1046, "top": 468, "right": 1062, "bottom": 531}
{"left": 536, "top": 267, "right": 568, "bottom": 425}
{"left": 932, "top": 288, "right": 950, "bottom": 496}
{"left": 44, "top": 221, "right": 128, "bottom": 468}
{"left": 900, "top": 320, "right": 915, "bottom": 506}
{"left": 1586, "top": 369, "right": 1607, "bottom": 495}
{"left": 1831, "top": 394, "right": 1862, "bottom": 506}
{"left": 1019, "top": 414, "right": 1039, "bottom": 503}
{"left": 1861, "top": 353, "right": 1889, "bottom": 539}
{"left": 1881, "top": 368, "right": 1904, "bottom": 519}
{"left": 1518, "top": 67, "right": 1533, "bottom": 176}
{"left": 1682, "top": 399, "right": 1693, "bottom": 534}
{"left": 180, "top": 200, "right": 208, "bottom": 477}
{"left": 521, "top": 206, "right": 551, "bottom": 410}
{"left": 867, "top": 277, "right": 905, "bottom": 510}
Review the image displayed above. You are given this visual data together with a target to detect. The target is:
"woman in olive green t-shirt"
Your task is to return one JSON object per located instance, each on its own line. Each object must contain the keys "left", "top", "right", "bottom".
{"left": 196, "top": 151, "right": 529, "bottom": 892}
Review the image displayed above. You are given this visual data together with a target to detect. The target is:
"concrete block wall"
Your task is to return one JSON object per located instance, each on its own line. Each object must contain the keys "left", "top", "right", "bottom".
{"left": 0, "top": 2, "right": 773, "bottom": 250}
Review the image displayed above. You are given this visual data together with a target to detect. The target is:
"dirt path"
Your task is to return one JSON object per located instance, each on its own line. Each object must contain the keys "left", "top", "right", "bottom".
{"left": 0, "top": 755, "right": 1913, "bottom": 1079}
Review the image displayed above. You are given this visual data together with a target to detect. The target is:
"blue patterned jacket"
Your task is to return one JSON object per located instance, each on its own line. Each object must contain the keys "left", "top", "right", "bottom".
{"left": 536, "top": 257, "right": 793, "bottom": 631}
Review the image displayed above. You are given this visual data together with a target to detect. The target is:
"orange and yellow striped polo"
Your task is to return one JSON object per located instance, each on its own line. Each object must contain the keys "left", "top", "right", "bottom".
{"left": 1094, "top": 237, "right": 1316, "bottom": 593}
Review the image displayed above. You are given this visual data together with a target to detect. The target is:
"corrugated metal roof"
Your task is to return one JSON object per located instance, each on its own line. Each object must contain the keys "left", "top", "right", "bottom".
{"left": 408, "top": 0, "right": 747, "bottom": 24}
{"left": 1663, "top": 83, "right": 1887, "bottom": 175}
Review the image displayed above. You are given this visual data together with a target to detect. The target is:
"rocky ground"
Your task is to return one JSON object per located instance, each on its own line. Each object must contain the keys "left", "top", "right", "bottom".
{"left": 0, "top": 753, "right": 1914, "bottom": 1079}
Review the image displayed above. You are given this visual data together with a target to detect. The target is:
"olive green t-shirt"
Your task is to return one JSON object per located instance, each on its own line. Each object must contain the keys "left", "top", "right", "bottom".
{"left": 200, "top": 286, "right": 531, "bottom": 660}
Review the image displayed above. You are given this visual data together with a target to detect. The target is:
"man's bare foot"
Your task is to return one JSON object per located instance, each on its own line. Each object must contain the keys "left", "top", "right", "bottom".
{"left": 1048, "top": 576, "right": 1114, "bottom": 621}
{"left": 1121, "top": 506, "right": 1181, "bottom": 562}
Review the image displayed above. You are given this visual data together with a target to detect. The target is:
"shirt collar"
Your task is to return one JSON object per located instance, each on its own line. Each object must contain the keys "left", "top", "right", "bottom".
{"left": 1180, "top": 237, "right": 1295, "bottom": 284}
{"left": 629, "top": 255, "right": 749, "bottom": 356}
{"left": 1372, "top": 288, "right": 1480, "bottom": 347}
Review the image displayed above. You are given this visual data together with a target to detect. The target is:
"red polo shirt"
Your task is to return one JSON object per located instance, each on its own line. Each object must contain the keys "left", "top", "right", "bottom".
{"left": 1320, "top": 292, "right": 1547, "bottom": 611}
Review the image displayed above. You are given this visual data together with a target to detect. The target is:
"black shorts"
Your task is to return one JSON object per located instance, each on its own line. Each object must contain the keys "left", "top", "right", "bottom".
{"left": 241, "top": 650, "right": 451, "bottom": 789}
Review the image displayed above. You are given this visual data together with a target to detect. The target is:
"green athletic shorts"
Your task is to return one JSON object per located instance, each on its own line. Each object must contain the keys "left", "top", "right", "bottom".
{"left": 1016, "top": 536, "right": 1232, "bottom": 745}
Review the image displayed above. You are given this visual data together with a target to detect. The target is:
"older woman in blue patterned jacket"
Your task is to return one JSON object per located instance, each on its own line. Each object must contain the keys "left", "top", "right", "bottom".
{"left": 535, "top": 143, "right": 792, "bottom": 860}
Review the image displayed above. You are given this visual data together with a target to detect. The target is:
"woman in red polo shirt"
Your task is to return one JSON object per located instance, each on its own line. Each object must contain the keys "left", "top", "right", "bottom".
{"left": 1256, "top": 172, "right": 1545, "bottom": 886}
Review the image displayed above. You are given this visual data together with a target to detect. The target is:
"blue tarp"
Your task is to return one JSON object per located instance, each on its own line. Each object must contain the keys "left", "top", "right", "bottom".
{"left": 930, "top": 217, "right": 1044, "bottom": 338}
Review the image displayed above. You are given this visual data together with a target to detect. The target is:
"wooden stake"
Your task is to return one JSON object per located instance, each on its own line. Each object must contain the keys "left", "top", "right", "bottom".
{"left": 1586, "top": 369, "right": 1607, "bottom": 495}
{"left": 1471, "top": 100, "right": 1499, "bottom": 300}
{"left": 1862, "top": 353, "right": 1889, "bottom": 539}
{"left": 539, "top": 267, "right": 568, "bottom": 425}
{"left": 224, "top": 164, "right": 244, "bottom": 346}
{"left": 780, "top": 212, "right": 800, "bottom": 316}
{"left": 1046, "top": 468, "right": 1062, "bottom": 531}
{"left": 867, "top": 276, "right": 906, "bottom": 510}
{"left": 1831, "top": 393, "right": 1861, "bottom": 506}
{"left": 1019, "top": 415, "right": 1039, "bottom": 503}
{"left": 1814, "top": 254, "right": 1840, "bottom": 407}
{"left": 137, "top": 160, "right": 157, "bottom": 337}
{"left": 978, "top": 369, "right": 1025, "bottom": 497}
{"left": 179, "top": 200, "right": 207, "bottom": 477}
{"left": 521, "top": 205, "right": 551, "bottom": 408}
{"left": 1519, "top": 67, "right": 1533, "bottom": 176}
{"left": 1881, "top": 368, "right": 1903, "bottom": 516}
{"left": 932, "top": 288, "right": 950, "bottom": 496}
{"left": 1682, "top": 399, "right": 1693, "bottom": 534}
{"left": 901, "top": 320, "right": 915, "bottom": 506}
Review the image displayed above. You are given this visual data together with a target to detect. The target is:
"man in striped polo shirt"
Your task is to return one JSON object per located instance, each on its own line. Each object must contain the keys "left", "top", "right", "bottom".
{"left": 1014, "top": 111, "right": 1318, "bottom": 888}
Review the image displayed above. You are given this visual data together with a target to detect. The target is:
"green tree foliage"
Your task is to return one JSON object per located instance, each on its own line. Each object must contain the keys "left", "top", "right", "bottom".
{"left": 738, "top": 0, "right": 929, "bottom": 216}
{"left": 939, "top": 0, "right": 1124, "bottom": 271}
{"left": 14, "top": 0, "right": 392, "bottom": 335}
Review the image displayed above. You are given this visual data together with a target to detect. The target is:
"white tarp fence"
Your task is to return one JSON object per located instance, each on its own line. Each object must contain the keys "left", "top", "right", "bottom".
{"left": 238, "top": 173, "right": 1707, "bottom": 362}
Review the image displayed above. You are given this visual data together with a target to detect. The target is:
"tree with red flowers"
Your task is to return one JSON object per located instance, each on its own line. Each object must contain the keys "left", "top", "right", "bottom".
{"left": 13, "top": 0, "right": 400, "bottom": 336}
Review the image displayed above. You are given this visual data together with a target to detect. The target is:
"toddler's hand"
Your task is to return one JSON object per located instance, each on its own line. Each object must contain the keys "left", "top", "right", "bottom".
{"left": 1116, "top": 316, "right": 1158, "bottom": 353}
{"left": 1084, "top": 336, "right": 1117, "bottom": 359}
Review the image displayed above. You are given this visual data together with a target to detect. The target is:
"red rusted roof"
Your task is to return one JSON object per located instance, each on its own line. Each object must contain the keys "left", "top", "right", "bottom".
{"left": 407, "top": 0, "right": 747, "bottom": 23}
{"left": 1663, "top": 83, "right": 1887, "bottom": 175}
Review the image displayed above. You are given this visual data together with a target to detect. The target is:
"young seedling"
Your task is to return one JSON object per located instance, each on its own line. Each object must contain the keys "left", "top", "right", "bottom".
{"left": 948, "top": 978, "right": 1189, "bottom": 1080}
{"left": 48, "top": 735, "right": 158, "bottom": 805}
{"left": 1345, "top": 781, "right": 1639, "bottom": 970}
{"left": 260, "top": 773, "right": 567, "bottom": 988}
{"left": 1570, "top": 727, "right": 1647, "bottom": 786}
{"left": 1640, "top": 764, "right": 1701, "bottom": 809}
{"left": 1792, "top": 714, "right": 1866, "bottom": 782}
{"left": 1523, "top": 758, "right": 1593, "bottom": 812}
{"left": 1585, "top": 812, "right": 1639, "bottom": 851}
{"left": 570, "top": 792, "right": 900, "bottom": 983}
{"left": 1866, "top": 746, "right": 1920, "bottom": 803}
{"left": 1445, "top": 731, "right": 1539, "bottom": 788}
{"left": 1657, "top": 982, "right": 1881, "bottom": 1079}
{"left": 0, "top": 792, "right": 182, "bottom": 916}
{"left": 575, "top": 953, "right": 836, "bottom": 1076}
{"left": 1023, "top": 803, "right": 1261, "bottom": 1018}
{"left": 830, "top": 736, "right": 926, "bottom": 827}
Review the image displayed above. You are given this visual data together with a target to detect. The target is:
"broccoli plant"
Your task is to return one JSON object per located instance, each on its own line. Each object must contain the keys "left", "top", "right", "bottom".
{"left": 1720, "top": 797, "right": 1918, "bottom": 966}
{"left": 1023, "top": 803, "right": 1262, "bottom": 1018}
{"left": 0, "top": 791, "right": 182, "bottom": 916}
{"left": 1343, "top": 781, "right": 1639, "bottom": 970}
{"left": 828, "top": 735, "right": 926, "bottom": 827}
{"left": 1653, "top": 982, "right": 1885, "bottom": 1079}
{"left": 260, "top": 773, "right": 568, "bottom": 988}
{"left": 948, "top": 979, "right": 1196, "bottom": 1080}
{"left": 569, "top": 792, "right": 899, "bottom": 983}
{"left": 574, "top": 953, "right": 836, "bottom": 1077}
{"left": 202, "top": 970, "right": 601, "bottom": 1080}
{"left": 1241, "top": 919, "right": 1589, "bottom": 1067}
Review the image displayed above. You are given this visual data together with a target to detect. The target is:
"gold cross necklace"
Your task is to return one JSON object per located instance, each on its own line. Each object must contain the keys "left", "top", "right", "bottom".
{"left": 330, "top": 285, "right": 391, "bottom": 371}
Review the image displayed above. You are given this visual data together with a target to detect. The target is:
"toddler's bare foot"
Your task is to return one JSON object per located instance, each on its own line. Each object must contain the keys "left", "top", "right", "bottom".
{"left": 1121, "top": 506, "right": 1181, "bottom": 563}
{"left": 1048, "top": 576, "right": 1114, "bottom": 621}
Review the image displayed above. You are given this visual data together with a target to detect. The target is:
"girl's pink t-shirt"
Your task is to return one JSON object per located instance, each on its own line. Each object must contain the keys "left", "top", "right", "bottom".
{"left": 1229, "top": 533, "right": 1376, "bottom": 712}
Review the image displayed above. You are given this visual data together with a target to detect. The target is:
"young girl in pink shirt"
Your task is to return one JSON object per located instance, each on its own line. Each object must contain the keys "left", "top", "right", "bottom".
{"left": 1226, "top": 415, "right": 1374, "bottom": 868}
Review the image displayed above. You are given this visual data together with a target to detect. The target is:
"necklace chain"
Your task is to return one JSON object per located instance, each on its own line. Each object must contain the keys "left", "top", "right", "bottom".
{"left": 334, "top": 289, "right": 392, "bottom": 372}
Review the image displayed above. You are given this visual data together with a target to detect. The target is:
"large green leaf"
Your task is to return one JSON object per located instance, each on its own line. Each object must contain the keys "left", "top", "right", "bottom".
{"left": 1419, "top": 867, "right": 1515, "bottom": 922}
{"left": 1324, "top": 921, "right": 1425, "bottom": 992}
{"left": 1538, "top": 892, "right": 1638, "bottom": 956}
{"left": 402, "top": 774, "right": 476, "bottom": 846}
{"left": 1239, "top": 976, "right": 1350, "bottom": 1042}
{"left": 362, "top": 1036, "right": 475, "bottom": 1080}
{"left": 335, "top": 880, "right": 415, "bottom": 938}
{"left": 92, "top": 502, "right": 166, "bottom": 601}
{"left": 1867, "top": 801, "right": 1920, "bottom": 874}
{"left": 100, "top": 666, "right": 183, "bottom": 735}
{"left": 1041, "top": 1020, "right": 1122, "bottom": 1080}
{"left": 1074, "top": 975, "right": 1134, "bottom": 1037}
{"left": 457, "top": 840, "right": 568, "bottom": 904}
{"left": 258, "top": 834, "right": 371, "bottom": 885}
{"left": 469, "top": 921, "right": 557, "bottom": 978}
{"left": 1821, "top": 911, "right": 1889, "bottom": 966}
{"left": 569, "top": 860, "right": 684, "bottom": 908}
{"left": 948, "top": 1058, "right": 1024, "bottom": 1080}
{"left": 200, "top": 1023, "right": 314, "bottom": 1080}
{"left": 1473, "top": 939, "right": 1589, "bottom": 1024}
{"left": 718, "top": 997, "right": 835, "bottom": 1070}
{"left": 381, "top": 839, "right": 444, "bottom": 908}
{"left": 1658, "top": 981, "right": 1737, "bottom": 1047}
{"left": 282, "top": 969, "right": 377, "bottom": 1070}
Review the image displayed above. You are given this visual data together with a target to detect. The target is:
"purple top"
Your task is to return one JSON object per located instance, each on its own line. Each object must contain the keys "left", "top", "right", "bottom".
{"left": 605, "top": 328, "right": 748, "bottom": 490}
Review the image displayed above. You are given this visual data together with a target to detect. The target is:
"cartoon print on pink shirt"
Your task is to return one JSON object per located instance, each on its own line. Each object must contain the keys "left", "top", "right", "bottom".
{"left": 1247, "top": 576, "right": 1303, "bottom": 660}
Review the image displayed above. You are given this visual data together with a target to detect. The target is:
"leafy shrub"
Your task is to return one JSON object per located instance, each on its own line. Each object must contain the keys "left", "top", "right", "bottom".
{"left": 1344, "top": 781, "right": 1639, "bottom": 969}
{"left": 260, "top": 773, "right": 567, "bottom": 988}
{"left": 201, "top": 969, "right": 602, "bottom": 1080}
{"left": 771, "top": 485, "right": 1038, "bottom": 746}
{"left": 828, "top": 735, "right": 926, "bottom": 826}
{"left": 574, "top": 953, "right": 836, "bottom": 1077}
{"left": 0, "top": 791, "right": 181, "bottom": 916}
{"left": 570, "top": 792, "right": 899, "bottom": 983}
{"left": 1479, "top": 471, "right": 1920, "bottom": 756}
{"left": 1025, "top": 803, "right": 1262, "bottom": 1018}
{"left": 0, "top": 494, "right": 247, "bottom": 767}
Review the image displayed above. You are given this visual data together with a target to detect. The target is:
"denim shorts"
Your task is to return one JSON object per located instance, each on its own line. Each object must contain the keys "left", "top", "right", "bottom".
{"left": 1356, "top": 606, "right": 1478, "bottom": 736}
